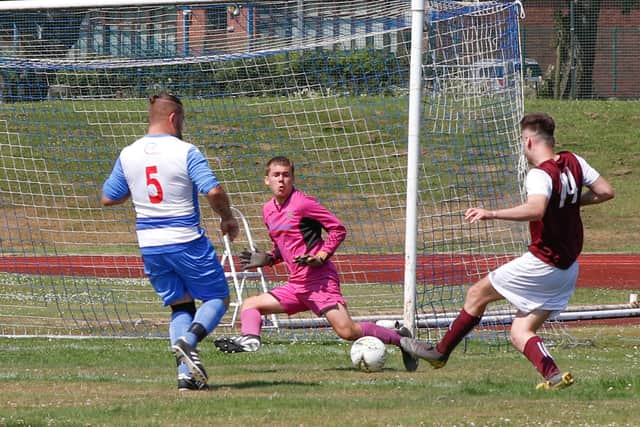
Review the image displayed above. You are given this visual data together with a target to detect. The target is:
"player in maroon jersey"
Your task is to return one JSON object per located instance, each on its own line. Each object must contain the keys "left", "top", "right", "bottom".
{"left": 214, "top": 156, "right": 418, "bottom": 371}
{"left": 400, "top": 112, "right": 615, "bottom": 389}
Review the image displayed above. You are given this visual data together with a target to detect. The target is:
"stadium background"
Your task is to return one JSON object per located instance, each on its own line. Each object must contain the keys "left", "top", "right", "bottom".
{"left": 1, "top": 0, "right": 639, "bottom": 101}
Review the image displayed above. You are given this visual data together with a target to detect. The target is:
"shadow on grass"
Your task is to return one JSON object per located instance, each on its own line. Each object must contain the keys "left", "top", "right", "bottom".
{"left": 217, "top": 379, "right": 319, "bottom": 389}
{"left": 331, "top": 366, "right": 411, "bottom": 373}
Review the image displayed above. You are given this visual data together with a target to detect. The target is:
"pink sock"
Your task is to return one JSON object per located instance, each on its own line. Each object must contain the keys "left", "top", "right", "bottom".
{"left": 359, "top": 322, "right": 401, "bottom": 346}
{"left": 523, "top": 335, "right": 559, "bottom": 379}
{"left": 240, "top": 307, "right": 262, "bottom": 337}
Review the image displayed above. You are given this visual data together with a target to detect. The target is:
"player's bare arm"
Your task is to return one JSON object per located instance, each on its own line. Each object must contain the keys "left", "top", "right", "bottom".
{"left": 465, "top": 194, "right": 548, "bottom": 223}
{"left": 101, "top": 192, "right": 130, "bottom": 206}
{"left": 207, "top": 185, "right": 239, "bottom": 241}
{"left": 580, "top": 176, "right": 615, "bottom": 206}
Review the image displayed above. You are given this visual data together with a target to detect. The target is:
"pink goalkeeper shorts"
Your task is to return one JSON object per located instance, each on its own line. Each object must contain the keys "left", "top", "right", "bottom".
{"left": 269, "top": 277, "right": 346, "bottom": 316}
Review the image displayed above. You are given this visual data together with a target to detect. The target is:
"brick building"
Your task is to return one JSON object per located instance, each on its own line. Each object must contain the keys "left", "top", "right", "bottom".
{"left": 520, "top": 0, "right": 640, "bottom": 98}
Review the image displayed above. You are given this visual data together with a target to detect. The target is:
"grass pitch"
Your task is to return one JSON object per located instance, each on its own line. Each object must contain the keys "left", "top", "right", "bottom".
{"left": 1, "top": 324, "right": 639, "bottom": 426}
{"left": 0, "top": 87, "right": 638, "bottom": 426}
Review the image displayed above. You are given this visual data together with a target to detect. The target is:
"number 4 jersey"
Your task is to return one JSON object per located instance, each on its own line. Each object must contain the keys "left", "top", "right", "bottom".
{"left": 102, "top": 134, "right": 219, "bottom": 254}
{"left": 526, "top": 151, "right": 600, "bottom": 269}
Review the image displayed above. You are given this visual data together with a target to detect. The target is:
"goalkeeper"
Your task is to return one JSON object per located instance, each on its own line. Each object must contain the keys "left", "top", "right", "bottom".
{"left": 102, "top": 93, "right": 239, "bottom": 391}
{"left": 214, "top": 156, "right": 418, "bottom": 372}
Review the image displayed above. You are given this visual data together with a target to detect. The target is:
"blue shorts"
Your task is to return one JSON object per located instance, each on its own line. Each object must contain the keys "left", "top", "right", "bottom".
{"left": 142, "top": 236, "right": 229, "bottom": 306}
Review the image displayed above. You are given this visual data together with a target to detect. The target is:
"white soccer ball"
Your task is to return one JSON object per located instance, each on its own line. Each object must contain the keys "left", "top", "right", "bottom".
{"left": 350, "top": 336, "right": 387, "bottom": 372}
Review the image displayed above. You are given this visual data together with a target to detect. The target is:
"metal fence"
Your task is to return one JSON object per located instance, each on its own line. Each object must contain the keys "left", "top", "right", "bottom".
{"left": 0, "top": 1, "right": 638, "bottom": 100}
{"left": 520, "top": 0, "right": 639, "bottom": 99}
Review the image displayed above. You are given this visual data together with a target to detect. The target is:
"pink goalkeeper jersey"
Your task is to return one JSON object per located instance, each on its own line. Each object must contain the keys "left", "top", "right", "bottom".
{"left": 262, "top": 188, "right": 347, "bottom": 286}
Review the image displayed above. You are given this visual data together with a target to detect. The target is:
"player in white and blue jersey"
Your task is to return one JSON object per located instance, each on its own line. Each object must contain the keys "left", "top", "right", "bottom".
{"left": 102, "top": 93, "right": 239, "bottom": 391}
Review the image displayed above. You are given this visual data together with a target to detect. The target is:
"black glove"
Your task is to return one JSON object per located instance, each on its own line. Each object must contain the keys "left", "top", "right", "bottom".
{"left": 238, "top": 248, "right": 274, "bottom": 270}
{"left": 293, "top": 254, "right": 326, "bottom": 268}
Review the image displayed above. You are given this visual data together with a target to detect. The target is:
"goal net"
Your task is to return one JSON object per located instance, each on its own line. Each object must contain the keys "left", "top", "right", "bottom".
{"left": 0, "top": 0, "right": 532, "bottom": 346}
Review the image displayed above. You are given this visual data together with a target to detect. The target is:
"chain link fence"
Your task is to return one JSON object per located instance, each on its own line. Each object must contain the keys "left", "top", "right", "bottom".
{"left": 521, "top": 0, "right": 639, "bottom": 99}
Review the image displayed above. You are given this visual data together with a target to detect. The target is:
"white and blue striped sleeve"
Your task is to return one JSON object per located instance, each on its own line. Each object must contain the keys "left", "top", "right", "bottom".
{"left": 186, "top": 146, "right": 219, "bottom": 194}
{"left": 102, "top": 157, "right": 130, "bottom": 200}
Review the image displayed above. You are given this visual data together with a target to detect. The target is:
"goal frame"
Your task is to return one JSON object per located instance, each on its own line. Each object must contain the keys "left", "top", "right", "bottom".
{"left": 0, "top": 0, "right": 538, "bottom": 342}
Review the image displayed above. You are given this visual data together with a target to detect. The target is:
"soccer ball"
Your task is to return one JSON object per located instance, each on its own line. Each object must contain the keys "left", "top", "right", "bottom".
{"left": 350, "top": 336, "right": 387, "bottom": 372}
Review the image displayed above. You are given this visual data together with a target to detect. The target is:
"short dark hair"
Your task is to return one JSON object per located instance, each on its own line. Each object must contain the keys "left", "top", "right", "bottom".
{"left": 266, "top": 156, "right": 294, "bottom": 176}
{"left": 148, "top": 92, "right": 183, "bottom": 123}
{"left": 149, "top": 92, "right": 182, "bottom": 107}
{"left": 520, "top": 112, "right": 555, "bottom": 146}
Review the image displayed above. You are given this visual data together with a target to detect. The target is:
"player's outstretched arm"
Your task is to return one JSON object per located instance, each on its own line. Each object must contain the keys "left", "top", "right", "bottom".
{"left": 581, "top": 176, "right": 615, "bottom": 206}
{"left": 465, "top": 194, "right": 548, "bottom": 224}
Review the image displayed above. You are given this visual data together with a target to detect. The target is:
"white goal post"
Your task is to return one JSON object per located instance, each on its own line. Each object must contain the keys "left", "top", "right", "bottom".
{"left": 402, "top": 0, "right": 426, "bottom": 337}
{"left": 0, "top": 0, "right": 548, "bottom": 347}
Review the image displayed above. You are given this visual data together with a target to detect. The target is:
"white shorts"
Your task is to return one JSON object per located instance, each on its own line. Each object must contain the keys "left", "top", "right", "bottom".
{"left": 489, "top": 251, "right": 579, "bottom": 317}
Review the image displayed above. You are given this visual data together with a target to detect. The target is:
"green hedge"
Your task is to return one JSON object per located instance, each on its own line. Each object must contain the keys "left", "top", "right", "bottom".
{"left": 0, "top": 48, "right": 409, "bottom": 102}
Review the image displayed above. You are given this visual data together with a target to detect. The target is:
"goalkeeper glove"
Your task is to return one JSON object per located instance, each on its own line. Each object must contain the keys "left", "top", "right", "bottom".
{"left": 238, "top": 248, "right": 274, "bottom": 270}
{"left": 293, "top": 253, "right": 327, "bottom": 268}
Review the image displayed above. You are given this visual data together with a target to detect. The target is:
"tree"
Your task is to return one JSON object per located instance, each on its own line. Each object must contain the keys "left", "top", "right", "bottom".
{"left": 546, "top": 0, "right": 640, "bottom": 98}
{"left": 0, "top": 10, "right": 83, "bottom": 57}
{"left": 0, "top": 10, "right": 83, "bottom": 101}
{"left": 572, "top": 0, "right": 601, "bottom": 98}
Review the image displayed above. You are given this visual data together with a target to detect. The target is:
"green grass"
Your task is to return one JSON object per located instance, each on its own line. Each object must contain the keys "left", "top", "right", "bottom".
{"left": 1, "top": 324, "right": 639, "bottom": 426}
{"left": 0, "top": 89, "right": 639, "bottom": 425}
{"left": 0, "top": 277, "right": 631, "bottom": 338}
{"left": 0, "top": 98, "right": 638, "bottom": 252}
{"left": 1, "top": 98, "right": 638, "bottom": 251}
{"left": 572, "top": 287, "right": 638, "bottom": 305}
{"left": 525, "top": 99, "right": 640, "bottom": 252}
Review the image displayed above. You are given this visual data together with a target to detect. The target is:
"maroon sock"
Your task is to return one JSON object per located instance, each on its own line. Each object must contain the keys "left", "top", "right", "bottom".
{"left": 436, "top": 308, "right": 481, "bottom": 355}
{"left": 523, "top": 335, "right": 559, "bottom": 379}
{"left": 359, "top": 322, "right": 401, "bottom": 346}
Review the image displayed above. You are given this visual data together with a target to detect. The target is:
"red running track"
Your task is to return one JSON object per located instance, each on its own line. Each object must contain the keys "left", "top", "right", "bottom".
{"left": 0, "top": 253, "right": 638, "bottom": 289}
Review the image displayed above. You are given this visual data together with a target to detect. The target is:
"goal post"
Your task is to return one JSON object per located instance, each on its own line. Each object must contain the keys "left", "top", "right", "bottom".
{"left": 402, "top": 0, "right": 427, "bottom": 338}
{"left": 413, "top": 0, "right": 529, "bottom": 349}
{"left": 0, "top": 0, "right": 534, "bottom": 347}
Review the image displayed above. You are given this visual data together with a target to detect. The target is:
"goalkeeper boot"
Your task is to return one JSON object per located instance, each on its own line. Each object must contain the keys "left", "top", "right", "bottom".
{"left": 214, "top": 335, "right": 261, "bottom": 353}
{"left": 172, "top": 338, "right": 208, "bottom": 384}
{"left": 397, "top": 327, "right": 419, "bottom": 372}
{"left": 536, "top": 372, "right": 574, "bottom": 391}
{"left": 177, "top": 374, "right": 210, "bottom": 392}
{"left": 399, "top": 337, "right": 448, "bottom": 369}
